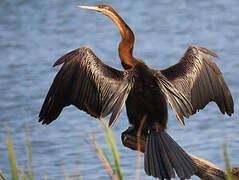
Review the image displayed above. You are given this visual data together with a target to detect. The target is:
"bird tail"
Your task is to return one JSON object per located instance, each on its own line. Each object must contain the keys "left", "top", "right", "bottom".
{"left": 144, "top": 130, "right": 196, "bottom": 179}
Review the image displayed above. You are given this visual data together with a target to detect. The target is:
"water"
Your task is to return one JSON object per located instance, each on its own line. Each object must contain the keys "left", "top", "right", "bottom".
{"left": 0, "top": 0, "right": 238, "bottom": 179}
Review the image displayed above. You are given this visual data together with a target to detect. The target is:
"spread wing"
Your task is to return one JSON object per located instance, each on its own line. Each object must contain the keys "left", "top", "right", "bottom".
{"left": 39, "top": 47, "right": 134, "bottom": 126}
{"left": 159, "top": 45, "right": 233, "bottom": 124}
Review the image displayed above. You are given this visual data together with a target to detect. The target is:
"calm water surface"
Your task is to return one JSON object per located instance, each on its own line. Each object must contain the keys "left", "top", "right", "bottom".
{"left": 0, "top": 0, "right": 238, "bottom": 179}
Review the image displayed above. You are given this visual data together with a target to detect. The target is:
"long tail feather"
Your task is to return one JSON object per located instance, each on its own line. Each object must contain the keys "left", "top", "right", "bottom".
{"left": 144, "top": 131, "right": 196, "bottom": 179}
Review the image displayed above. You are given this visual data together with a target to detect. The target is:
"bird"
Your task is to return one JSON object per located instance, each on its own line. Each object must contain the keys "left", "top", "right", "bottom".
{"left": 39, "top": 5, "right": 234, "bottom": 180}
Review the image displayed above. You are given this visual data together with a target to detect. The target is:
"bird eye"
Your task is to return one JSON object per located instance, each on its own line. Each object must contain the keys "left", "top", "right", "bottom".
{"left": 97, "top": 4, "right": 111, "bottom": 10}
{"left": 97, "top": 5, "right": 105, "bottom": 9}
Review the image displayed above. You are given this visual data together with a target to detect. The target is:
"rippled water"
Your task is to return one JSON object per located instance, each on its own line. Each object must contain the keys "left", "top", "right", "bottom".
{"left": 0, "top": 0, "right": 238, "bottom": 179}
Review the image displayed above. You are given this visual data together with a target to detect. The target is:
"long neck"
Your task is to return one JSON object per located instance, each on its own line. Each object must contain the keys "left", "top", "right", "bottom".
{"left": 104, "top": 9, "right": 139, "bottom": 68}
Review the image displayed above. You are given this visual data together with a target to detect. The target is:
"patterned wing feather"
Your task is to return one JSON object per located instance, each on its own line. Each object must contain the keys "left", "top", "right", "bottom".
{"left": 39, "top": 47, "right": 133, "bottom": 125}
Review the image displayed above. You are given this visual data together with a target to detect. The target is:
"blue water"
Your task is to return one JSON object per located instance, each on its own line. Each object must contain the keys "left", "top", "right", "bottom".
{"left": 0, "top": 0, "right": 238, "bottom": 179}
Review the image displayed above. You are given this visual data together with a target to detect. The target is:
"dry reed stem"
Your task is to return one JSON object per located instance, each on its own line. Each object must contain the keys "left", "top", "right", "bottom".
{"left": 135, "top": 115, "right": 147, "bottom": 180}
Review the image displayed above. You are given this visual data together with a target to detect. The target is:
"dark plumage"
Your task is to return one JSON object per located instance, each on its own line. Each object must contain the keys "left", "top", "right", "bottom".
{"left": 39, "top": 47, "right": 133, "bottom": 125}
{"left": 39, "top": 5, "right": 234, "bottom": 179}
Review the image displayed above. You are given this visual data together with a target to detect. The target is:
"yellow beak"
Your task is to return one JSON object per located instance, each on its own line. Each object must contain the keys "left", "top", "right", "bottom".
{"left": 78, "top": 6, "right": 102, "bottom": 12}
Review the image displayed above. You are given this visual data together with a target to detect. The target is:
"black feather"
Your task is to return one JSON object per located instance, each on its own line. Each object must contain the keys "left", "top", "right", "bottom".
{"left": 144, "top": 130, "right": 196, "bottom": 179}
{"left": 39, "top": 47, "right": 134, "bottom": 124}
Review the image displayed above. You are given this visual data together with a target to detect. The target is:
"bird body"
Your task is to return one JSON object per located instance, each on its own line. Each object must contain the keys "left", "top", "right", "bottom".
{"left": 39, "top": 5, "right": 234, "bottom": 180}
{"left": 125, "top": 63, "right": 169, "bottom": 129}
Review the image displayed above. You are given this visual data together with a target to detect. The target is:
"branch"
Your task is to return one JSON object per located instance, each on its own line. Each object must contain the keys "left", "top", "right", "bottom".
{"left": 121, "top": 127, "right": 239, "bottom": 180}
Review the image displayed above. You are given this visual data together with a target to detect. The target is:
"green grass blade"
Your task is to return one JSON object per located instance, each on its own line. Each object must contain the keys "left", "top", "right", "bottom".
{"left": 0, "top": 173, "right": 6, "bottom": 180}
{"left": 98, "top": 124, "right": 115, "bottom": 172}
{"left": 0, "top": 169, "right": 6, "bottom": 180}
{"left": 21, "top": 169, "right": 29, "bottom": 180}
{"left": 25, "top": 124, "right": 34, "bottom": 180}
{"left": 6, "top": 128, "right": 19, "bottom": 180}
{"left": 91, "top": 134, "right": 116, "bottom": 180}
{"left": 224, "top": 141, "right": 233, "bottom": 180}
{"left": 100, "top": 119, "right": 124, "bottom": 180}
{"left": 99, "top": 124, "right": 111, "bottom": 153}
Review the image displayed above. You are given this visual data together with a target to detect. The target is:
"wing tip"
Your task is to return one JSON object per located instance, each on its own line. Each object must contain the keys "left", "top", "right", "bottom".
{"left": 178, "top": 116, "right": 185, "bottom": 126}
{"left": 188, "top": 45, "right": 220, "bottom": 59}
{"left": 52, "top": 47, "right": 92, "bottom": 67}
{"left": 38, "top": 117, "right": 51, "bottom": 125}
{"left": 53, "top": 56, "right": 66, "bottom": 67}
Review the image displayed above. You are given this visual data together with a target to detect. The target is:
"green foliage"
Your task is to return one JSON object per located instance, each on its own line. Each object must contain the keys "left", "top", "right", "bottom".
{"left": 6, "top": 128, "right": 19, "bottom": 180}
{"left": 20, "top": 169, "right": 28, "bottom": 180}
{"left": 63, "top": 164, "right": 83, "bottom": 180}
{"left": 3, "top": 125, "right": 82, "bottom": 180}
{"left": 224, "top": 141, "right": 233, "bottom": 180}
{"left": 91, "top": 119, "right": 124, "bottom": 180}
{"left": 5, "top": 126, "right": 34, "bottom": 180}
{"left": 25, "top": 124, "right": 34, "bottom": 180}
{"left": 3, "top": 122, "right": 235, "bottom": 180}
{"left": 0, "top": 169, "right": 6, "bottom": 180}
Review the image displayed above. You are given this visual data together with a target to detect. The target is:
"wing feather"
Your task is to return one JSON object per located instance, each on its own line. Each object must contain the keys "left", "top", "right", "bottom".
{"left": 39, "top": 47, "right": 134, "bottom": 125}
{"left": 159, "top": 45, "right": 233, "bottom": 122}
{"left": 155, "top": 76, "right": 193, "bottom": 125}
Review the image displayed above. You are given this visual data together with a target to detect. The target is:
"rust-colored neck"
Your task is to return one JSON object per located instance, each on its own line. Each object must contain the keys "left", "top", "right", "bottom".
{"left": 102, "top": 8, "right": 139, "bottom": 68}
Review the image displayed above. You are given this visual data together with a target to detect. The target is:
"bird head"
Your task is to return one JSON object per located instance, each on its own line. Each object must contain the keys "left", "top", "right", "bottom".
{"left": 78, "top": 5, "right": 116, "bottom": 16}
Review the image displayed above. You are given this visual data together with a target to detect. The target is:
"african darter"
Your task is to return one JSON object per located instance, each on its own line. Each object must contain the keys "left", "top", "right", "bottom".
{"left": 39, "top": 5, "right": 234, "bottom": 179}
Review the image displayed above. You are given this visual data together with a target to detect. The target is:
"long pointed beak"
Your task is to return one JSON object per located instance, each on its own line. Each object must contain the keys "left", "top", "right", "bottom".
{"left": 78, "top": 5, "right": 102, "bottom": 12}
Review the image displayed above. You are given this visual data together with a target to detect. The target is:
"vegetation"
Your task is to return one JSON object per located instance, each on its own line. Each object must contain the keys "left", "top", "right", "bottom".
{"left": 0, "top": 122, "right": 235, "bottom": 180}
{"left": 91, "top": 119, "right": 124, "bottom": 180}
{"left": 0, "top": 125, "right": 82, "bottom": 180}
{"left": 224, "top": 141, "right": 233, "bottom": 180}
{"left": 1, "top": 126, "right": 35, "bottom": 180}
{"left": 0, "top": 120, "right": 124, "bottom": 180}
